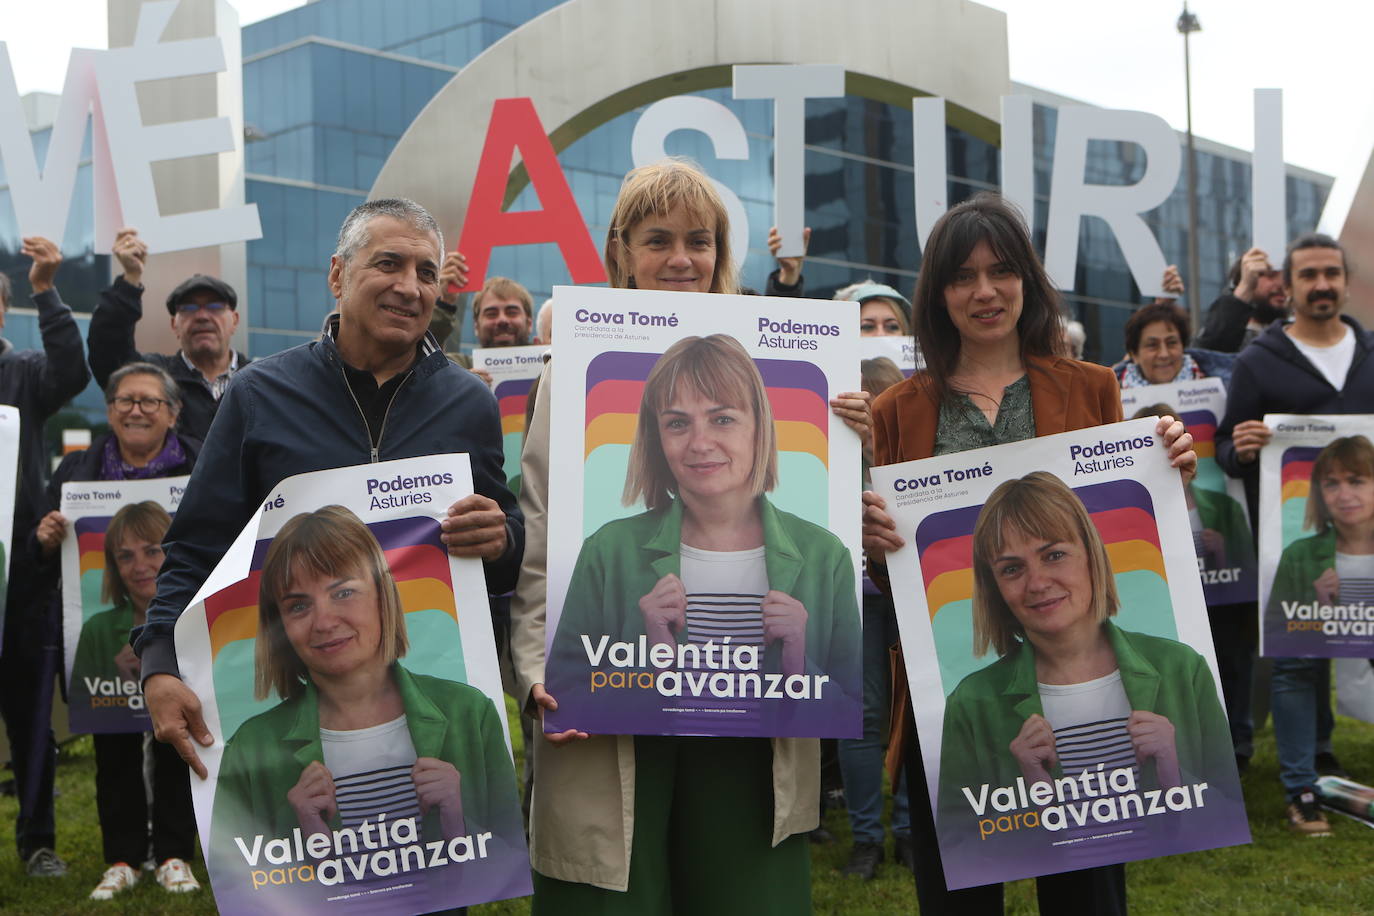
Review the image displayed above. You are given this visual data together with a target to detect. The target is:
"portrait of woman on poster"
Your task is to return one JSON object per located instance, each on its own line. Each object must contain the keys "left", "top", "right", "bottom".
{"left": 936, "top": 472, "right": 1233, "bottom": 829}
{"left": 211, "top": 505, "right": 520, "bottom": 853}
{"left": 1267, "top": 436, "right": 1374, "bottom": 625}
{"left": 548, "top": 333, "right": 860, "bottom": 706}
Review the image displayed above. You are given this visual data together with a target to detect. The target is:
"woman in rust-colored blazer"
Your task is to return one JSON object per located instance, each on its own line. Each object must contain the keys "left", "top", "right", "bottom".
{"left": 862, "top": 194, "right": 1194, "bottom": 916}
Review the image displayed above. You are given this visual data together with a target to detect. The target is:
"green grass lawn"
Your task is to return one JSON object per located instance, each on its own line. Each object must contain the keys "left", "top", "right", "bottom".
{"left": 3, "top": 703, "right": 1373, "bottom": 914}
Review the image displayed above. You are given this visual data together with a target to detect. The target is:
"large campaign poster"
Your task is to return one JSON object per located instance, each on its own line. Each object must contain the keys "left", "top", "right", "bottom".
{"left": 1258, "top": 414, "right": 1374, "bottom": 658}
{"left": 871, "top": 419, "right": 1249, "bottom": 889}
{"left": 0, "top": 407, "right": 18, "bottom": 648}
{"left": 859, "top": 335, "right": 919, "bottom": 377}
{"left": 176, "top": 456, "right": 531, "bottom": 914}
{"left": 60, "top": 476, "right": 188, "bottom": 733}
{"left": 1120, "top": 379, "right": 1255, "bottom": 603}
{"left": 472, "top": 344, "right": 549, "bottom": 496}
{"left": 544, "top": 286, "right": 863, "bottom": 738}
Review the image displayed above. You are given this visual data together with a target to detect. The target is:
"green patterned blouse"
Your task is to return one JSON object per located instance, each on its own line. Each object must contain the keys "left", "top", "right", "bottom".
{"left": 933, "top": 374, "right": 1035, "bottom": 456}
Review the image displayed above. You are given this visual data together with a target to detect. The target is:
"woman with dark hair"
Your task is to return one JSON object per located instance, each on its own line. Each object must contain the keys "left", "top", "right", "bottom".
{"left": 512, "top": 157, "right": 871, "bottom": 914}
{"left": 862, "top": 192, "right": 1196, "bottom": 914}
{"left": 34, "top": 363, "right": 201, "bottom": 900}
{"left": 1112, "top": 302, "right": 1234, "bottom": 388}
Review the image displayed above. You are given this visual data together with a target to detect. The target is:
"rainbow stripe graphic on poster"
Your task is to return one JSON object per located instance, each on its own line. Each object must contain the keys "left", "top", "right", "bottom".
{"left": 1279, "top": 446, "right": 1320, "bottom": 551}
{"left": 202, "top": 516, "right": 466, "bottom": 739}
{"left": 494, "top": 376, "right": 533, "bottom": 488}
{"left": 580, "top": 351, "right": 832, "bottom": 535}
{"left": 74, "top": 516, "right": 113, "bottom": 621}
{"left": 913, "top": 479, "right": 1175, "bottom": 695}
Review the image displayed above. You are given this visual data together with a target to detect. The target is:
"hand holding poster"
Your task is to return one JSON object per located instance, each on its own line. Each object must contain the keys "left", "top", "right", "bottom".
{"left": 1258, "top": 414, "right": 1374, "bottom": 658}
{"left": 870, "top": 419, "right": 1248, "bottom": 890}
{"left": 60, "top": 476, "right": 188, "bottom": 733}
{"left": 175, "top": 456, "right": 530, "bottom": 914}
{"left": 544, "top": 286, "right": 862, "bottom": 738}
{"left": 471, "top": 344, "right": 549, "bottom": 495}
{"left": 1119, "top": 379, "right": 1255, "bottom": 603}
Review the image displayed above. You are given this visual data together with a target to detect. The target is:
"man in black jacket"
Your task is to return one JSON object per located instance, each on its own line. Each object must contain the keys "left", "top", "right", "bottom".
{"left": 0, "top": 236, "right": 92, "bottom": 877}
{"left": 1194, "top": 246, "right": 1289, "bottom": 353}
{"left": 1216, "top": 232, "right": 1374, "bottom": 837}
{"left": 136, "top": 198, "right": 523, "bottom": 780}
{"left": 86, "top": 227, "right": 251, "bottom": 442}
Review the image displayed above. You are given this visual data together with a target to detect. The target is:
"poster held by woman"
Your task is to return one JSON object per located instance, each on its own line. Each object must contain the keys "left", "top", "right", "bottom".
{"left": 60, "top": 478, "right": 187, "bottom": 733}
{"left": 870, "top": 417, "right": 1249, "bottom": 890}
{"left": 175, "top": 456, "right": 531, "bottom": 914}
{"left": 543, "top": 286, "right": 863, "bottom": 738}
{"left": 1258, "top": 414, "right": 1374, "bottom": 658}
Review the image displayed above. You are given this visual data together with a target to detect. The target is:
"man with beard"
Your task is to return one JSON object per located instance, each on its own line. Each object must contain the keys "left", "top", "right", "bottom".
{"left": 87, "top": 228, "right": 250, "bottom": 442}
{"left": 1217, "top": 232, "right": 1374, "bottom": 837}
{"left": 1195, "top": 246, "right": 1290, "bottom": 352}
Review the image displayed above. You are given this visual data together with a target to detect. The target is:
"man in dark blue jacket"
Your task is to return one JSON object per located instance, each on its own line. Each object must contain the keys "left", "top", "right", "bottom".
{"left": 0, "top": 236, "right": 92, "bottom": 877}
{"left": 134, "top": 198, "right": 524, "bottom": 780}
{"left": 86, "top": 227, "right": 251, "bottom": 442}
{"left": 1216, "top": 232, "right": 1374, "bottom": 837}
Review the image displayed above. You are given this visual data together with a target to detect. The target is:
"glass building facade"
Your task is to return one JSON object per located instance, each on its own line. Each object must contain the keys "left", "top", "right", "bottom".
{"left": 0, "top": 0, "right": 1333, "bottom": 438}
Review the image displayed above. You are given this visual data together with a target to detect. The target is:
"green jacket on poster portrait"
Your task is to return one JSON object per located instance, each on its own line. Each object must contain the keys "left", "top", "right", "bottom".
{"left": 936, "top": 619, "right": 1236, "bottom": 828}
{"left": 548, "top": 495, "right": 861, "bottom": 703}
{"left": 1264, "top": 530, "right": 1335, "bottom": 624}
{"left": 209, "top": 662, "right": 521, "bottom": 854}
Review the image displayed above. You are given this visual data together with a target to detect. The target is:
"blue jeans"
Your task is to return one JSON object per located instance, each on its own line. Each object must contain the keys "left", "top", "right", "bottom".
{"left": 1271, "top": 657, "right": 1332, "bottom": 798}
{"left": 837, "top": 592, "right": 910, "bottom": 844}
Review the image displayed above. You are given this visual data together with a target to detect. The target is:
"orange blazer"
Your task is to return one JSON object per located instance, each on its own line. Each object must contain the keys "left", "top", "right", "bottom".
{"left": 871, "top": 354, "right": 1124, "bottom": 782}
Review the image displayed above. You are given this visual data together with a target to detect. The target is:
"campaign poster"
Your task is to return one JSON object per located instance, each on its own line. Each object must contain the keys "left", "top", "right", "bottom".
{"left": 1258, "top": 414, "right": 1374, "bottom": 658}
{"left": 1120, "top": 379, "right": 1255, "bottom": 603}
{"left": 60, "top": 477, "right": 188, "bottom": 733}
{"left": 871, "top": 419, "right": 1249, "bottom": 889}
{"left": 175, "top": 456, "right": 531, "bottom": 914}
{"left": 544, "top": 286, "right": 863, "bottom": 738}
{"left": 859, "top": 335, "right": 920, "bottom": 377}
{"left": 0, "top": 407, "right": 17, "bottom": 647}
{"left": 472, "top": 344, "right": 549, "bottom": 495}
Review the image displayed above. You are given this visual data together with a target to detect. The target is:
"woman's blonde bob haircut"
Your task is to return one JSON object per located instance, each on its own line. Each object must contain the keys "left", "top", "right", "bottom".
{"left": 622, "top": 334, "right": 777, "bottom": 510}
{"left": 603, "top": 157, "right": 739, "bottom": 295}
{"left": 102, "top": 501, "right": 172, "bottom": 606}
{"left": 1306, "top": 435, "right": 1374, "bottom": 534}
{"left": 970, "top": 471, "right": 1119, "bottom": 657}
{"left": 255, "top": 505, "right": 408, "bottom": 702}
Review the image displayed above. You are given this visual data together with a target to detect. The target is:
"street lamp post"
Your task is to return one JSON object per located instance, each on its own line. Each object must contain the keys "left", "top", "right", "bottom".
{"left": 1178, "top": 3, "right": 1202, "bottom": 328}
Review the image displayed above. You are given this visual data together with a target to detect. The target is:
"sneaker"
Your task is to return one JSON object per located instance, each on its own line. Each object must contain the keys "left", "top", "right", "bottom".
{"left": 1315, "top": 752, "right": 1349, "bottom": 779}
{"left": 1286, "top": 790, "right": 1332, "bottom": 836}
{"left": 808, "top": 826, "right": 835, "bottom": 845}
{"left": 155, "top": 857, "right": 201, "bottom": 894}
{"left": 893, "top": 833, "right": 916, "bottom": 873}
{"left": 90, "top": 863, "right": 137, "bottom": 900}
{"left": 25, "top": 847, "right": 68, "bottom": 877}
{"left": 842, "top": 841, "right": 884, "bottom": 880}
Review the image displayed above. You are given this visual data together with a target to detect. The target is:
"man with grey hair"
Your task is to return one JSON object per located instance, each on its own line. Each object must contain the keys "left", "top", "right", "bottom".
{"left": 535, "top": 298, "right": 554, "bottom": 345}
{"left": 136, "top": 198, "right": 523, "bottom": 778}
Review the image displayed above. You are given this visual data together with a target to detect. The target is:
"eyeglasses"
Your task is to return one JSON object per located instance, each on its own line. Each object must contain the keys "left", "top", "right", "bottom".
{"left": 175, "top": 301, "right": 231, "bottom": 314}
{"left": 108, "top": 396, "right": 171, "bottom": 413}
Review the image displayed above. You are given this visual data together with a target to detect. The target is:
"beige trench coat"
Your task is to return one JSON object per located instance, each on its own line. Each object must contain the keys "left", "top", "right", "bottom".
{"left": 509, "top": 359, "right": 820, "bottom": 891}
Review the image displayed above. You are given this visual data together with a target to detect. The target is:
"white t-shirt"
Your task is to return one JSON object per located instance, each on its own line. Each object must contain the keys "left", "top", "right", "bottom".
{"left": 1290, "top": 325, "right": 1355, "bottom": 391}
{"left": 1038, "top": 669, "right": 1138, "bottom": 778}
{"left": 320, "top": 714, "right": 422, "bottom": 833}
{"left": 679, "top": 544, "right": 768, "bottom": 649}
{"left": 1337, "top": 552, "right": 1374, "bottom": 607}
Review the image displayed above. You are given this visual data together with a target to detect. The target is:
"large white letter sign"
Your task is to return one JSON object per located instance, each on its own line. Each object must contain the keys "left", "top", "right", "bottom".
{"left": 92, "top": 0, "right": 261, "bottom": 252}
{"left": 733, "top": 65, "right": 844, "bottom": 258}
{"left": 0, "top": 45, "right": 100, "bottom": 245}
{"left": 1252, "top": 89, "right": 1286, "bottom": 258}
{"left": 911, "top": 96, "right": 947, "bottom": 252}
{"left": 999, "top": 94, "right": 1035, "bottom": 230}
{"left": 632, "top": 97, "right": 751, "bottom": 271}
{"left": 1043, "top": 107, "right": 1181, "bottom": 297}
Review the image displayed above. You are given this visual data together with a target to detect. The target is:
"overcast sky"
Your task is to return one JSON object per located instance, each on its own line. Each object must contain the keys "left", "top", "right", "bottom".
{"left": 3, "top": 0, "right": 1370, "bottom": 193}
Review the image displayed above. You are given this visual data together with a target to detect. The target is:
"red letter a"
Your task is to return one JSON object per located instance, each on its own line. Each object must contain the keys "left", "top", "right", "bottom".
{"left": 456, "top": 98, "right": 605, "bottom": 291}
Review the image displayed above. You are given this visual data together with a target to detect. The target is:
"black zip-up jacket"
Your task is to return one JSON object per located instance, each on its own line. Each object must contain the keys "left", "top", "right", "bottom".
{"left": 1216, "top": 314, "right": 1374, "bottom": 514}
{"left": 0, "top": 289, "right": 91, "bottom": 562}
{"left": 87, "top": 276, "right": 251, "bottom": 442}
{"left": 133, "top": 319, "right": 524, "bottom": 680}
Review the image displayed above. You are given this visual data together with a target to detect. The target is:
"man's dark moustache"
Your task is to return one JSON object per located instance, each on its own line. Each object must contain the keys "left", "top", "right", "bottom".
{"left": 1308, "top": 291, "right": 1337, "bottom": 303}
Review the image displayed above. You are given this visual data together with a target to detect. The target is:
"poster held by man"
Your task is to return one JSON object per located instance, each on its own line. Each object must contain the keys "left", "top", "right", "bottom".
{"left": 472, "top": 344, "right": 550, "bottom": 493}
{"left": 175, "top": 456, "right": 530, "bottom": 914}
{"left": 543, "top": 286, "right": 863, "bottom": 738}
{"left": 871, "top": 418, "right": 1249, "bottom": 890}
{"left": 1258, "top": 414, "right": 1374, "bottom": 658}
